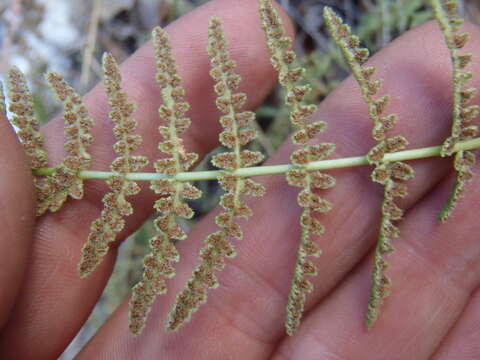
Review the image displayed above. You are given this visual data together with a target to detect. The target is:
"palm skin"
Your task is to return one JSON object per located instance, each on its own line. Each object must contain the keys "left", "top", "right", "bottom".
{"left": 0, "top": 0, "right": 479, "bottom": 359}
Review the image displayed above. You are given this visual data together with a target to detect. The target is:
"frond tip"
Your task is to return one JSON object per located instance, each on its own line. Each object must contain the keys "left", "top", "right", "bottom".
{"left": 7, "top": 67, "right": 49, "bottom": 169}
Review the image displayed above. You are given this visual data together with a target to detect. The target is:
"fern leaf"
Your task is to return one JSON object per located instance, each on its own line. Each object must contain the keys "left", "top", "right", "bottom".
{"left": 260, "top": 0, "right": 335, "bottom": 336}
{"left": 6, "top": 67, "right": 54, "bottom": 215}
{"left": 430, "top": 0, "right": 479, "bottom": 221}
{"left": 166, "top": 17, "right": 265, "bottom": 332}
{"left": 129, "top": 26, "right": 202, "bottom": 335}
{"left": 324, "top": 7, "right": 414, "bottom": 328}
{"left": 35, "top": 72, "right": 95, "bottom": 214}
{"left": 78, "top": 53, "right": 148, "bottom": 277}
{"left": 7, "top": 67, "right": 49, "bottom": 169}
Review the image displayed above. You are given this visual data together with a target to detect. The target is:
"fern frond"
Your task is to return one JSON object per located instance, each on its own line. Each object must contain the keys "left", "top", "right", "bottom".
{"left": 6, "top": 67, "right": 55, "bottom": 216}
{"left": 78, "top": 53, "right": 148, "bottom": 278}
{"left": 260, "top": 0, "right": 336, "bottom": 336}
{"left": 324, "top": 7, "right": 414, "bottom": 328}
{"left": 7, "top": 67, "right": 49, "bottom": 169}
{"left": 34, "top": 72, "right": 95, "bottom": 215}
{"left": 430, "top": 0, "right": 479, "bottom": 221}
{"left": 166, "top": 17, "right": 265, "bottom": 332}
{"left": 128, "top": 26, "right": 202, "bottom": 335}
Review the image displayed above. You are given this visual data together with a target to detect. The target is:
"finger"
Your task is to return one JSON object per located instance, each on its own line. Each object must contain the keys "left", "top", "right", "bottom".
{"left": 0, "top": 110, "right": 35, "bottom": 328}
{"left": 431, "top": 287, "right": 480, "bottom": 360}
{"left": 273, "top": 150, "right": 480, "bottom": 359}
{"left": 79, "top": 20, "right": 480, "bottom": 359}
{"left": 0, "top": 0, "right": 290, "bottom": 358}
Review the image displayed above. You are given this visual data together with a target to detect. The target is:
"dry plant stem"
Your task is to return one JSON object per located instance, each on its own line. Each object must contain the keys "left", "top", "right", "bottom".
{"left": 80, "top": 0, "right": 102, "bottom": 90}
{"left": 430, "top": 0, "right": 479, "bottom": 221}
{"left": 380, "top": 0, "right": 391, "bottom": 47}
{"left": 32, "top": 137, "right": 480, "bottom": 182}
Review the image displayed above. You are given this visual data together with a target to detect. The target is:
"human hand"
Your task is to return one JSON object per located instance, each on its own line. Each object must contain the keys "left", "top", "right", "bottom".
{"left": 0, "top": 0, "right": 479, "bottom": 359}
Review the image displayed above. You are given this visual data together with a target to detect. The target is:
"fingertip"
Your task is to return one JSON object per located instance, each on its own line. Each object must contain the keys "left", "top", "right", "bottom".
{"left": 0, "top": 104, "right": 35, "bottom": 217}
{"left": 0, "top": 107, "right": 35, "bottom": 328}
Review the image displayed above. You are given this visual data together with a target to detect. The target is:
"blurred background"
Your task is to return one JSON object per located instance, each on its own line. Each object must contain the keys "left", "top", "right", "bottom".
{"left": 0, "top": 0, "right": 478, "bottom": 358}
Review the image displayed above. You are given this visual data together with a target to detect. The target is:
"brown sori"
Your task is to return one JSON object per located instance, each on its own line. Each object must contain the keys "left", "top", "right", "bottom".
{"left": 260, "top": 0, "right": 336, "bottom": 336}
{"left": 166, "top": 17, "right": 265, "bottom": 332}
{"left": 324, "top": 6, "right": 414, "bottom": 328}
{"left": 78, "top": 53, "right": 148, "bottom": 277}
{"left": 128, "top": 27, "right": 202, "bottom": 335}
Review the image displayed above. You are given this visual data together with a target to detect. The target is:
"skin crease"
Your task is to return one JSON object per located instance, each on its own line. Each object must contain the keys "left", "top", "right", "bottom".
{"left": 0, "top": 0, "right": 479, "bottom": 359}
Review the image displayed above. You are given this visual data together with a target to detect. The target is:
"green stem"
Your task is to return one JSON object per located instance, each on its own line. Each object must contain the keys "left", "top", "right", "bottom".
{"left": 33, "top": 137, "right": 480, "bottom": 182}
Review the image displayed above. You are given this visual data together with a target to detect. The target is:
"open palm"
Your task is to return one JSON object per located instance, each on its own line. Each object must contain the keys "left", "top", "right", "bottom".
{"left": 0, "top": 0, "right": 479, "bottom": 359}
